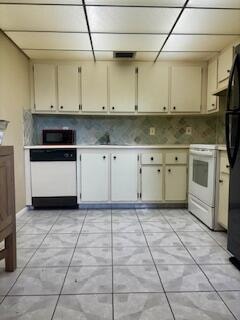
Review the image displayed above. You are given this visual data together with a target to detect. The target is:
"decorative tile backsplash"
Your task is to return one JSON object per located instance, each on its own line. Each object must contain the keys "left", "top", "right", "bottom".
{"left": 23, "top": 110, "right": 223, "bottom": 146}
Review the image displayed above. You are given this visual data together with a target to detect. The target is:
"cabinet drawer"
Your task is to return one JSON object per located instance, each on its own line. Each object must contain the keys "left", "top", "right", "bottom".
{"left": 165, "top": 151, "right": 187, "bottom": 164}
{"left": 220, "top": 152, "right": 230, "bottom": 174}
{"left": 141, "top": 153, "right": 163, "bottom": 165}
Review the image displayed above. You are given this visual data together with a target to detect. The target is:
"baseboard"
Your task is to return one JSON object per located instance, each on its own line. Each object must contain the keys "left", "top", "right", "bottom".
{"left": 79, "top": 203, "right": 188, "bottom": 210}
{"left": 15, "top": 207, "right": 28, "bottom": 218}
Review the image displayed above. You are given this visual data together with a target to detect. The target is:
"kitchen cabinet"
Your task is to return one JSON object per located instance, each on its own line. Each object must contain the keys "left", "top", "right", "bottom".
{"left": 81, "top": 63, "right": 108, "bottom": 113}
{"left": 217, "top": 151, "right": 230, "bottom": 229}
{"left": 81, "top": 153, "right": 109, "bottom": 202}
{"left": 138, "top": 64, "right": 169, "bottom": 113}
{"left": 58, "top": 65, "right": 81, "bottom": 112}
{"left": 33, "top": 64, "right": 57, "bottom": 112}
{"left": 109, "top": 64, "right": 136, "bottom": 113}
{"left": 170, "top": 66, "right": 202, "bottom": 113}
{"left": 207, "top": 58, "right": 218, "bottom": 112}
{"left": 165, "top": 165, "right": 187, "bottom": 201}
{"left": 141, "top": 166, "right": 163, "bottom": 201}
{"left": 111, "top": 153, "right": 138, "bottom": 201}
{"left": 218, "top": 45, "right": 233, "bottom": 83}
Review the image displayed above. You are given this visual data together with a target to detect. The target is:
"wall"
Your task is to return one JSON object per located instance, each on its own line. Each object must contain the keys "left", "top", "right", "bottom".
{"left": 0, "top": 32, "right": 30, "bottom": 212}
{"left": 25, "top": 112, "right": 218, "bottom": 145}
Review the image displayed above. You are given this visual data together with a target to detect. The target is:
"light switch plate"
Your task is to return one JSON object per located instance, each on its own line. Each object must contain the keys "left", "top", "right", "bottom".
{"left": 149, "top": 127, "right": 156, "bottom": 136}
{"left": 186, "top": 127, "right": 192, "bottom": 135}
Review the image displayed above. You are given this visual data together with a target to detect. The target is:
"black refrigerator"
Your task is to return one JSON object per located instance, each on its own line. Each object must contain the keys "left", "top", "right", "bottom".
{"left": 226, "top": 44, "right": 240, "bottom": 270}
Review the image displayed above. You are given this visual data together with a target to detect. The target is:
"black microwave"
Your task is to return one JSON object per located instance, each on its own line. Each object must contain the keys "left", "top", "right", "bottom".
{"left": 42, "top": 129, "right": 76, "bottom": 145}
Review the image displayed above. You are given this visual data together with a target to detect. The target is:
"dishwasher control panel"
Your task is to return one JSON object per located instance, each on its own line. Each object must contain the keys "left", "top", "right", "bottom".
{"left": 30, "top": 148, "right": 77, "bottom": 161}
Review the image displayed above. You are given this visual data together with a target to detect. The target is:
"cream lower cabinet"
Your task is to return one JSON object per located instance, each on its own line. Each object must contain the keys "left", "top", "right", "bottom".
{"left": 141, "top": 166, "right": 163, "bottom": 201}
{"left": 165, "top": 166, "right": 187, "bottom": 201}
{"left": 111, "top": 153, "right": 138, "bottom": 201}
{"left": 80, "top": 153, "right": 109, "bottom": 202}
{"left": 217, "top": 151, "right": 230, "bottom": 229}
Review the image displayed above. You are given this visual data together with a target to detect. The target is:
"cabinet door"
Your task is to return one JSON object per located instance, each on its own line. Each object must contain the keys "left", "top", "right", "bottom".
{"left": 171, "top": 66, "right": 202, "bottom": 113}
{"left": 111, "top": 153, "right": 138, "bottom": 201}
{"left": 207, "top": 59, "right": 218, "bottom": 112}
{"left": 82, "top": 64, "right": 108, "bottom": 113}
{"left": 33, "top": 64, "right": 57, "bottom": 112}
{"left": 109, "top": 64, "right": 136, "bottom": 113}
{"left": 58, "top": 65, "right": 80, "bottom": 112}
{"left": 165, "top": 166, "right": 187, "bottom": 201}
{"left": 138, "top": 64, "right": 169, "bottom": 113}
{"left": 0, "top": 154, "right": 14, "bottom": 232}
{"left": 218, "top": 46, "right": 233, "bottom": 83}
{"left": 142, "top": 166, "right": 163, "bottom": 201}
{"left": 218, "top": 172, "right": 229, "bottom": 229}
{"left": 81, "top": 153, "right": 109, "bottom": 202}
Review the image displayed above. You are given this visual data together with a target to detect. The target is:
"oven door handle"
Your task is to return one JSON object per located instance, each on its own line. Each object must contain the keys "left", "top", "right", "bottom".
{"left": 190, "top": 150, "right": 214, "bottom": 157}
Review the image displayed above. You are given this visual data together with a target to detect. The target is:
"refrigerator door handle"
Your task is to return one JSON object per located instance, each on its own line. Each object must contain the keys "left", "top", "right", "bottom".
{"left": 226, "top": 112, "right": 240, "bottom": 168}
{"left": 227, "top": 53, "right": 240, "bottom": 112}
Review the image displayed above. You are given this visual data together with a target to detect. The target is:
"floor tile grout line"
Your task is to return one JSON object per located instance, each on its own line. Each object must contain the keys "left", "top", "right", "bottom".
{"left": 136, "top": 210, "right": 177, "bottom": 320}
{"left": 2, "top": 211, "right": 66, "bottom": 303}
{"left": 173, "top": 228, "right": 239, "bottom": 320}
{"left": 50, "top": 209, "right": 88, "bottom": 320}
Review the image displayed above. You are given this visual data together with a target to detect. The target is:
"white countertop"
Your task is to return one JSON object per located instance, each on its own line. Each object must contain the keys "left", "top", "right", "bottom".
{"left": 218, "top": 145, "right": 227, "bottom": 151}
{"left": 24, "top": 144, "right": 190, "bottom": 150}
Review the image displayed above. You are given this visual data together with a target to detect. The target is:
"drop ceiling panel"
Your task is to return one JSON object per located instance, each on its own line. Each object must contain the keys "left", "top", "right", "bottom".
{"left": 135, "top": 52, "right": 159, "bottom": 61}
{"left": 86, "top": 0, "right": 185, "bottom": 6}
{"left": 0, "top": 0, "right": 82, "bottom": 3}
{"left": 6, "top": 32, "right": 91, "bottom": 50}
{"left": 164, "top": 35, "right": 239, "bottom": 52}
{"left": 188, "top": 0, "right": 240, "bottom": 8}
{"left": 0, "top": 5, "right": 87, "bottom": 31}
{"left": 158, "top": 51, "right": 217, "bottom": 61}
{"left": 87, "top": 7, "right": 181, "bottom": 33}
{"left": 92, "top": 34, "right": 167, "bottom": 51}
{"left": 24, "top": 50, "right": 93, "bottom": 60}
{"left": 95, "top": 51, "right": 113, "bottom": 60}
{"left": 175, "top": 9, "right": 240, "bottom": 34}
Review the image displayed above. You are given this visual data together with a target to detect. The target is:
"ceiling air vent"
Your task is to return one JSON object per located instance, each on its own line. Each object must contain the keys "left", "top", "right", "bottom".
{"left": 113, "top": 51, "right": 136, "bottom": 59}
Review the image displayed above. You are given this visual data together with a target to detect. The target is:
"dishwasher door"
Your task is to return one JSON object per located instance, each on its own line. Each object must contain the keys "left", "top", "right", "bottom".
{"left": 31, "top": 161, "right": 77, "bottom": 197}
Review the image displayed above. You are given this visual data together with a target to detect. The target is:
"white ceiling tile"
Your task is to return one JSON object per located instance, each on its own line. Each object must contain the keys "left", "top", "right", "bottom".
{"left": 164, "top": 34, "right": 240, "bottom": 52}
{"left": 158, "top": 51, "right": 217, "bottom": 61}
{"left": 0, "top": 1, "right": 82, "bottom": 3}
{"left": 92, "top": 34, "right": 167, "bottom": 51}
{"left": 87, "top": 7, "right": 181, "bottom": 33}
{"left": 135, "top": 52, "right": 158, "bottom": 60}
{"left": 0, "top": 4, "right": 87, "bottom": 31}
{"left": 95, "top": 51, "right": 113, "bottom": 60}
{"left": 6, "top": 32, "right": 91, "bottom": 50}
{"left": 175, "top": 9, "right": 240, "bottom": 34}
{"left": 86, "top": 0, "right": 185, "bottom": 6}
{"left": 23, "top": 50, "right": 93, "bottom": 60}
{"left": 188, "top": 0, "right": 240, "bottom": 8}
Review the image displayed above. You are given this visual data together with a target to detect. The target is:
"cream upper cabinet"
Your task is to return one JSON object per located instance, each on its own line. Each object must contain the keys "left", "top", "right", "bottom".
{"left": 165, "top": 165, "right": 187, "bottom": 201}
{"left": 81, "top": 63, "right": 108, "bottom": 113}
{"left": 58, "top": 65, "right": 80, "bottom": 112}
{"left": 109, "top": 63, "right": 136, "bottom": 113}
{"left": 218, "top": 46, "right": 234, "bottom": 83}
{"left": 138, "top": 64, "right": 169, "bottom": 113}
{"left": 111, "top": 153, "right": 138, "bottom": 201}
{"left": 170, "top": 66, "right": 202, "bottom": 113}
{"left": 207, "top": 58, "right": 218, "bottom": 112}
{"left": 33, "top": 64, "right": 57, "bottom": 112}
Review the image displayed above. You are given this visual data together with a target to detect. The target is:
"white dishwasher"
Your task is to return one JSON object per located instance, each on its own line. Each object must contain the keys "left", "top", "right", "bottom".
{"left": 30, "top": 148, "right": 77, "bottom": 208}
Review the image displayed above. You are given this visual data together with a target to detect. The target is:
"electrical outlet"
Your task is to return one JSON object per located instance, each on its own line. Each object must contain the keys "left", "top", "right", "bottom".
{"left": 186, "top": 127, "right": 192, "bottom": 135}
{"left": 149, "top": 127, "right": 156, "bottom": 136}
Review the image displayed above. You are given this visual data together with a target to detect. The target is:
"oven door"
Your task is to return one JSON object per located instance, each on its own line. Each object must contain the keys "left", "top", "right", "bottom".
{"left": 189, "top": 149, "right": 216, "bottom": 207}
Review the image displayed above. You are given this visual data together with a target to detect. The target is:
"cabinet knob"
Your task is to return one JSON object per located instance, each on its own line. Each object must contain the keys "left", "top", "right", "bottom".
{"left": 157, "top": 169, "right": 161, "bottom": 173}
{"left": 212, "top": 103, "right": 215, "bottom": 107}
{"left": 163, "top": 107, "right": 166, "bottom": 110}
{"left": 103, "top": 156, "right": 106, "bottom": 159}
{"left": 102, "top": 106, "right": 105, "bottom": 110}
{"left": 227, "top": 69, "right": 230, "bottom": 73}
{"left": 113, "top": 156, "right": 116, "bottom": 160}
{"left": 226, "top": 165, "right": 230, "bottom": 168}
{"left": 50, "top": 105, "right": 54, "bottom": 109}
{"left": 173, "top": 106, "right": 176, "bottom": 110}
{"left": 151, "top": 157, "right": 154, "bottom": 161}
{"left": 60, "top": 106, "right": 63, "bottom": 109}
{"left": 168, "top": 169, "right": 171, "bottom": 173}
{"left": 175, "top": 157, "right": 178, "bottom": 161}
{"left": 219, "top": 179, "right": 223, "bottom": 183}
{"left": 112, "top": 106, "right": 115, "bottom": 110}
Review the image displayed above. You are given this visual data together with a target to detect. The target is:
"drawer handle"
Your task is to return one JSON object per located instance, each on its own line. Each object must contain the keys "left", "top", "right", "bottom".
{"left": 168, "top": 169, "right": 171, "bottom": 173}
{"left": 175, "top": 157, "right": 178, "bottom": 161}
{"left": 151, "top": 157, "right": 154, "bottom": 161}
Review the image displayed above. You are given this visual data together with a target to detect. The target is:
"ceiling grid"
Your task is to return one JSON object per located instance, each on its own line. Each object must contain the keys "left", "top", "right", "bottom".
{"left": 0, "top": 0, "right": 239, "bottom": 61}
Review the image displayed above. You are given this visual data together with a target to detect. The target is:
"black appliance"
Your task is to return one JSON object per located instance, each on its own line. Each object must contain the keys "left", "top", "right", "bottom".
{"left": 42, "top": 129, "right": 75, "bottom": 145}
{"left": 30, "top": 148, "right": 77, "bottom": 209}
{"left": 225, "top": 44, "right": 240, "bottom": 270}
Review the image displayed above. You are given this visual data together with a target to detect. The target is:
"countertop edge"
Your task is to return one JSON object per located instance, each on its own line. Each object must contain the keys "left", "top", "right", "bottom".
{"left": 24, "top": 145, "right": 190, "bottom": 150}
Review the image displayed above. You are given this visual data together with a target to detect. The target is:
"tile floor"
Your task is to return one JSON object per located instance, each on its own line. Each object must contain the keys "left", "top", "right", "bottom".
{"left": 0, "top": 208, "right": 240, "bottom": 319}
